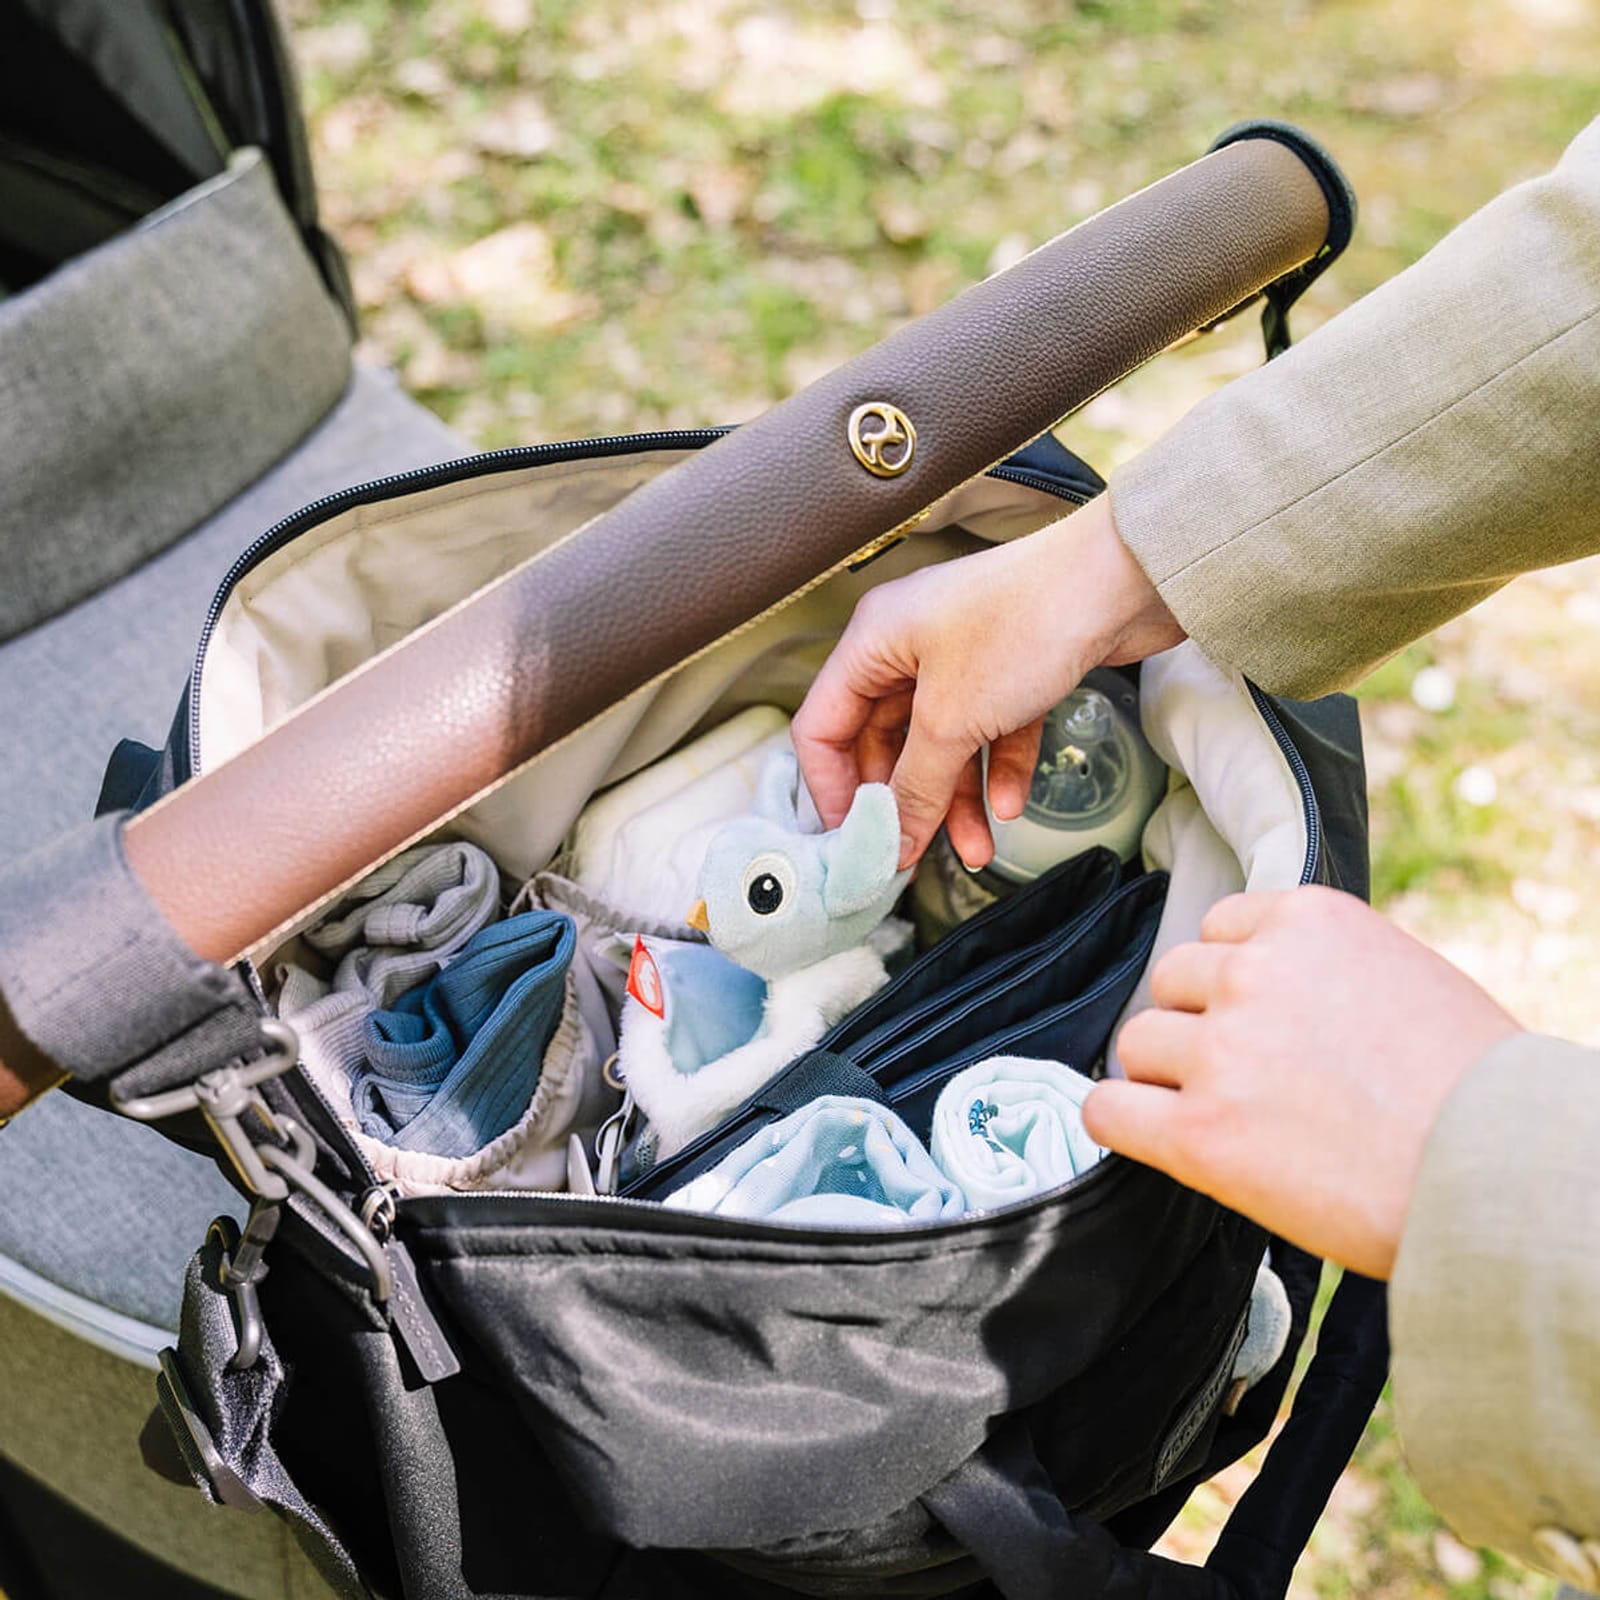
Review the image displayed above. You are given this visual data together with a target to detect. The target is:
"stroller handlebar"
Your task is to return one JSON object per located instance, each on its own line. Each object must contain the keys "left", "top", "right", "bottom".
{"left": 119, "top": 131, "right": 1332, "bottom": 969}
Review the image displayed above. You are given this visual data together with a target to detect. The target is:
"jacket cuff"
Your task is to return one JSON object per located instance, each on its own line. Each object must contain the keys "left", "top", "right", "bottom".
{"left": 0, "top": 814, "right": 266, "bottom": 1096}
{"left": 1107, "top": 441, "right": 1337, "bottom": 702}
{"left": 1390, "top": 1031, "right": 1600, "bottom": 1575}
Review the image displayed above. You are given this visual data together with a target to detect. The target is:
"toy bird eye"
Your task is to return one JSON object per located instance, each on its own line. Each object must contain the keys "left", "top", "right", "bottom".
{"left": 742, "top": 854, "right": 795, "bottom": 917}
{"left": 748, "top": 874, "right": 783, "bottom": 914}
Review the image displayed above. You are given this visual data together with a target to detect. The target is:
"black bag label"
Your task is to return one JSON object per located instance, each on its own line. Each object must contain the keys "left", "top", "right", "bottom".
{"left": 1152, "top": 1306, "right": 1249, "bottom": 1491}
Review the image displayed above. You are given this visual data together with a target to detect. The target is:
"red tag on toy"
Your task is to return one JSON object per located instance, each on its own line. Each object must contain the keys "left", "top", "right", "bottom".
{"left": 626, "top": 936, "right": 666, "bottom": 1018}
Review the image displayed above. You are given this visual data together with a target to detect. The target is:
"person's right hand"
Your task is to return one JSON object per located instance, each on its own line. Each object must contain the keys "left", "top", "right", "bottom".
{"left": 791, "top": 493, "right": 1185, "bottom": 870}
{"left": 1084, "top": 886, "right": 1521, "bottom": 1279}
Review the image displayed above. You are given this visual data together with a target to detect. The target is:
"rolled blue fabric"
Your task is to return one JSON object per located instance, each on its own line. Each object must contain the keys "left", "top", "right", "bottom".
{"left": 352, "top": 910, "right": 576, "bottom": 1157}
{"left": 664, "top": 1095, "right": 965, "bottom": 1226}
{"left": 276, "top": 842, "right": 504, "bottom": 1107}
{"left": 930, "top": 1056, "right": 1104, "bottom": 1211}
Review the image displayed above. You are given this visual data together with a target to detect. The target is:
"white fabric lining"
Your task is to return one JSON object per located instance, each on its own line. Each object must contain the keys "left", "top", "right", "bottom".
{"left": 201, "top": 449, "right": 708, "bottom": 767}
{"left": 198, "top": 458, "right": 1074, "bottom": 774}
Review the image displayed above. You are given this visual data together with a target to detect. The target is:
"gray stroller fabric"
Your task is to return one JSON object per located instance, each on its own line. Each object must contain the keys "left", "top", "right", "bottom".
{"left": 0, "top": 136, "right": 462, "bottom": 1593}
{"left": 0, "top": 146, "right": 351, "bottom": 642}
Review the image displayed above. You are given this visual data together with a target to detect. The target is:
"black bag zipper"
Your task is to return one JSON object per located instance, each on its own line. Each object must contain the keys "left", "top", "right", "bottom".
{"left": 407, "top": 1129, "right": 1141, "bottom": 1247}
{"left": 1247, "top": 684, "right": 1321, "bottom": 885}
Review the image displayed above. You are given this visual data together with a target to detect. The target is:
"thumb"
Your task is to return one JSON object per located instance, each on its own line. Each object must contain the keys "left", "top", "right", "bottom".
{"left": 889, "top": 702, "right": 974, "bottom": 869}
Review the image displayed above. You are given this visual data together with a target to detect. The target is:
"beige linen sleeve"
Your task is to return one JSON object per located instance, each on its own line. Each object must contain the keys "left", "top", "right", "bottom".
{"left": 1389, "top": 1032, "right": 1600, "bottom": 1587}
{"left": 1109, "top": 117, "right": 1600, "bottom": 700}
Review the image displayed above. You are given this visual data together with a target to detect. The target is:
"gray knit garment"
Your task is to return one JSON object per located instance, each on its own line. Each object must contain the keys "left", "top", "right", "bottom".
{"left": 276, "top": 841, "right": 502, "bottom": 1116}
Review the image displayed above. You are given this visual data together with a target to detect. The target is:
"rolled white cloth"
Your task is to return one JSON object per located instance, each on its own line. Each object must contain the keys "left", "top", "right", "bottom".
{"left": 564, "top": 707, "right": 793, "bottom": 927}
{"left": 930, "top": 1056, "right": 1104, "bottom": 1211}
{"left": 665, "top": 1096, "right": 965, "bottom": 1227}
{"left": 1235, "top": 1260, "right": 1294, "bottom": 1389}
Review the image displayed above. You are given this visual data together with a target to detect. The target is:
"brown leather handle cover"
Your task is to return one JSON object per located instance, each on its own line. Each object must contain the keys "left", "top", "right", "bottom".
{"left": 124, "top": 136, "right": 1328, "bottom": 967}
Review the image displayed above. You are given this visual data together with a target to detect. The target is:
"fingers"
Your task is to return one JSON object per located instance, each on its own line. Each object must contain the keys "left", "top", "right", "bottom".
{"left": 1199, "top": 890, "right": 1290, "bottom": 944}
{"left": 1089, "top": 1003, "right": 1214, "bottom": 1178}
{"left": 890, "top": 710, "right": 977, "bottom": 869}
{"left": 1116, "top": 1006, "right": 1205, "bottom": 1087}
{"left": 1148, "top": 941, "right": 1232, "bottom": 1013}
{"left": 856, "top": 690, "right": 913, "bottom": 788}
{"left": 792, "top": 714, "right": 866, "bottom": 832}
{"left": 943, "top": 752, "right": 994, "bottom": 870}
{"left": 1082, "top": 1079, "right": 1184, "bottom": 1171}
{"left": 986, "top": 719, "right": 1043, "bottom": 822}
{"left": 793, "top": 640, "right": 899, "bottom": 825}
{"left": 793, "top": 588, "right": 922, "bottom": 826}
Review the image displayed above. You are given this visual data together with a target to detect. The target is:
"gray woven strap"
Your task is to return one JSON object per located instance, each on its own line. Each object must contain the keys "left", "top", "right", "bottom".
{"left": 0, "top": 813, "right": 267, "bottom": 1097}
{"left": 156, "top": 1226, "right": 370, "bottom": 1597}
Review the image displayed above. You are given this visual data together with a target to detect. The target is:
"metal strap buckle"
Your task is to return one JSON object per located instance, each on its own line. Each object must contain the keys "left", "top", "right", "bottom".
{"left": 114, "top": 1019, "right": 393, "bottom": 1319}
{"left": 208, "top": 1200, "right": 280, "bottom": 1371}
{"left": 113, "top": 1018, "right": 302, "bottom": 1197}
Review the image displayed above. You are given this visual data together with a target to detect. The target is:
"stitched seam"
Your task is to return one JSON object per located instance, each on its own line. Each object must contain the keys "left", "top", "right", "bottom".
{"left": 1160, "top": 301, "right": 1600, "bottom": 584}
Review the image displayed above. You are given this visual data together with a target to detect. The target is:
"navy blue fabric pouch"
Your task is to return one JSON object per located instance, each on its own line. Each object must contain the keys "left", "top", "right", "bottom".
{"left": 627, "top": 848, "right": 1164, "bottom": 1198}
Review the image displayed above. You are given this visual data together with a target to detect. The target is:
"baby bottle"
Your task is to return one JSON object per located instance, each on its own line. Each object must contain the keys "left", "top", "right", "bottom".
{"left": 912, "top": 669, "right": 1167, "bottom": 942}
{"left": 985, "top": 668, "right": 1167, "bottom": 882}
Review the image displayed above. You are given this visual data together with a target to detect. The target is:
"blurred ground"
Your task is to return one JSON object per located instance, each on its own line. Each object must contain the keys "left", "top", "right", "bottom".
{"left": 285, "top": 1, "right": 1600, "bottom": 1594}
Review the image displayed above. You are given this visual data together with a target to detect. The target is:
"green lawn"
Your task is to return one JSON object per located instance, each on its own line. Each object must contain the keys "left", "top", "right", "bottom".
{"left": 286, "top": 2, "right": 1600, "bottom": 1592}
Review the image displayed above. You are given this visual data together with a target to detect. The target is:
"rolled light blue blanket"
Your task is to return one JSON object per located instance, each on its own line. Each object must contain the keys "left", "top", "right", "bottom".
{"left": 929, "top": 1056, "right": 1104, "bottom": 1211}
{"left": 664, "top": 1095, "right": 966, "bottom": 1226}
{"left": 352, "top": 910, "right": 577, "bottom": 1157}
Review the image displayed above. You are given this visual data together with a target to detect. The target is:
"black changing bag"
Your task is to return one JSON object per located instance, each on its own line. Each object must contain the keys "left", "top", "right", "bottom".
{"left": 93, "top": 124, "right": 1387, "bottom": 1600}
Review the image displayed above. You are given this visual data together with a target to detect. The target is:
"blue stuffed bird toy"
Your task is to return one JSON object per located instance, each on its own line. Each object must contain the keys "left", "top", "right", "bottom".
{"left": 618, "top": 748, "right": 910, "bottom": 1158}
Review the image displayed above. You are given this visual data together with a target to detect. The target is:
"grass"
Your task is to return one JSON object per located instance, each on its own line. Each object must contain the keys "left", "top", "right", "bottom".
{"left": 285, "top": 1, "right": 1600, "bottom": 1591}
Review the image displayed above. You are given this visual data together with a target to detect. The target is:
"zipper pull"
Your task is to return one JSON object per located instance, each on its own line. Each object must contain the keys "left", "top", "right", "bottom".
{"left": 361, "top": 1183, "right": 461, "bottom": 1383}
{"left": 385, "top": 1237, "right": 462, "bottom": 1384}
{"left": 567, "top": 1133, "right": 598, "bottom": 1196}
{"left": 594, "top": 1088, "right": 637, "bottom": 1195}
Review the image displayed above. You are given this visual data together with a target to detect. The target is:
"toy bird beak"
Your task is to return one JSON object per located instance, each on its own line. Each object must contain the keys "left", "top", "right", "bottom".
{"left": 686, "top": 899, "right": 711, "bottom": 934}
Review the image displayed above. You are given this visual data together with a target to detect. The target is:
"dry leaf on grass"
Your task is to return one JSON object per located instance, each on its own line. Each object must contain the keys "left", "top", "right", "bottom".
{"left": 474, "top": 92, "right": 557, "bottom": 159}
{"left": 407, "top": 224, "right": 596, "bottom": 335}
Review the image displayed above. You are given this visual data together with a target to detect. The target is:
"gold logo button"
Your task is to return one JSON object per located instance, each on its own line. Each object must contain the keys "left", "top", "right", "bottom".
{"left": 848, "top": 402, "right": 917, "bottom": 478}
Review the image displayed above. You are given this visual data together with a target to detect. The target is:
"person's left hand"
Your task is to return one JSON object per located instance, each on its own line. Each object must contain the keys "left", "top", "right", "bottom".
{"left": 1082, "top": 886, "right": 1520, "bottom": 1279}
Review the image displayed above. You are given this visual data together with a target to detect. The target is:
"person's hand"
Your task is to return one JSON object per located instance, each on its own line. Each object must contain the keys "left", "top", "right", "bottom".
{"left": 791, "top": 494, "right": 1184, "bottom": 870}
{"left": 1083, "top": 886, "right": 1521, "bottom": 1280}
